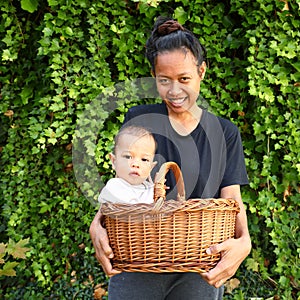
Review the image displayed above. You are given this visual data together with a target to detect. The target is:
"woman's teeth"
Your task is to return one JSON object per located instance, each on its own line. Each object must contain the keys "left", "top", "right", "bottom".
{"left": 169, "top": 97, "right": 186, "bottom": 105}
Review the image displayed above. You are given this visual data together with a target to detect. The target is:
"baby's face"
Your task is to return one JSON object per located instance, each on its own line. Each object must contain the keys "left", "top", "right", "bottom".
{"left": 110, "top": 134, "right": 156, "bottom": 185}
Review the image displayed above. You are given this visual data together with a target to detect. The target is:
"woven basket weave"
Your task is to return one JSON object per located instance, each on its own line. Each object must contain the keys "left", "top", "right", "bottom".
{"left": 101, "top": 162, "right": 240, "bottom": 273}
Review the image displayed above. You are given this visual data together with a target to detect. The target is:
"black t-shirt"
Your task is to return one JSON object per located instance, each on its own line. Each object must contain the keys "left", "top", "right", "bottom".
{"left": 124, "top": 103, "right": 248, "bottom": 199}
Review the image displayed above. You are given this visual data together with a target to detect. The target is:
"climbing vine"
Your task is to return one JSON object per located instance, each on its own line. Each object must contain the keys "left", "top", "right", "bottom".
{"left": 0, "top": 0, "right": 299, "bottom": 298}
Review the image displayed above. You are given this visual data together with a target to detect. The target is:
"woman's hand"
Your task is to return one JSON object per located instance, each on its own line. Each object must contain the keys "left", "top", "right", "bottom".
{"left": 89, "top": 209, "right": 121, "bottom": 276}
{"left": 201, "top": 236, "right": 251, "bottom": 288}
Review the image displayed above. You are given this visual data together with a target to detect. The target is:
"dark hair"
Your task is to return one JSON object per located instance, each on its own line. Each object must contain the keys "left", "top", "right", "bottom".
{"left": 113, "top": 125, "right": 157, "bottom": 154}
{"left": 145, "top": 16, "right": 207, "bottom": 73}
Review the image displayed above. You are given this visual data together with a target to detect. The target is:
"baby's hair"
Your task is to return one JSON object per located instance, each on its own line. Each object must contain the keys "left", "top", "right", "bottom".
{"left": 113, "top": 125, "right": 157, "bottom": 154}
{"left": 145, "top": 16, "right": 207, "bottom": 73}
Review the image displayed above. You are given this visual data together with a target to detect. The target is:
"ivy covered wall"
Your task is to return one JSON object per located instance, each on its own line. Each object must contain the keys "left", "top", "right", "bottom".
{"left": 0, "top": 0, "right": 299, "bottom": 299}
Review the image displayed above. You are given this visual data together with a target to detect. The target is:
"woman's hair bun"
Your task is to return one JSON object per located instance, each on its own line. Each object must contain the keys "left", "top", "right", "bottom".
{"left": 157, "top": 20, "right": 184, "bottom": 36}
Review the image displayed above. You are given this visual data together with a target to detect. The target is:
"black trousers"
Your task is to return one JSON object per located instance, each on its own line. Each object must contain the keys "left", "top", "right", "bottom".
{"left": 108, "top": 272, "right": 224, "bottom": 300}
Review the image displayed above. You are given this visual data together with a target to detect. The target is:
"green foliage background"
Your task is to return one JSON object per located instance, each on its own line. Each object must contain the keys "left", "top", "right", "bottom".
{"left": 0, "top": 0, "right": 299, "bottom": 299}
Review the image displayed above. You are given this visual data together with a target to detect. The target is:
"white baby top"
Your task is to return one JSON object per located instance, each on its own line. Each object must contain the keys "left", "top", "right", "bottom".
{"left": 98, "top": 178, "right": 154, "bottom": 204}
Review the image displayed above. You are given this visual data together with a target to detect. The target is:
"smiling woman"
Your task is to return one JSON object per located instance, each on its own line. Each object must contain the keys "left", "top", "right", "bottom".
{"left": 90, "top": 16, "right": 251, "bottom": 300}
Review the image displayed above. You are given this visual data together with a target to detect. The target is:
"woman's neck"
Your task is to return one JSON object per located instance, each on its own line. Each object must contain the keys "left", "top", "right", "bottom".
{"left": 167, "top": 105, "right": 203, "bottom": 136}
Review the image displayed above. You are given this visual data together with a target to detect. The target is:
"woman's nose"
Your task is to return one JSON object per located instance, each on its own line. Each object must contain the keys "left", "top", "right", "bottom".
{"left": 168, "top": 82, "right": 182, "bottom": 96}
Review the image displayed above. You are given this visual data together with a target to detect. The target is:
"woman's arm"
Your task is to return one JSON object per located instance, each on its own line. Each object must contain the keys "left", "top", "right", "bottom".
{"left": 201, "top": 184, "right": 252, "bottom": 287}
{"left": 89, "top": 209, "right": 121, "bottom": 276}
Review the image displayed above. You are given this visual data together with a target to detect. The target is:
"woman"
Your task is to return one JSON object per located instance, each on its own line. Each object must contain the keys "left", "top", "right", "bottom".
{"left": 90, "top": 16, "right": 251, "bottom": 299}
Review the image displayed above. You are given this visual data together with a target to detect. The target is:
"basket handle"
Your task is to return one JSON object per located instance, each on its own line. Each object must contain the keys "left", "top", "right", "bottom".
{"left": 153, "top": 162, "right": 185, "bottom": 202}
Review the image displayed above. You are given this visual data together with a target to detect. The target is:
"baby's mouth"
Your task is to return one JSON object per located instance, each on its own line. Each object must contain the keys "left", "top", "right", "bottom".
{"left": 129, "top": 171, "right": 140, "bottom": 177}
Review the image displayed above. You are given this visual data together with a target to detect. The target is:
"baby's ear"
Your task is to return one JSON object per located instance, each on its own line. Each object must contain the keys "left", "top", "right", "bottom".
{"left": 109, "top": 153, "right": 116, "bottom": 170}
{"left": 151, "top": 161, "right": 158, "bottom": 170}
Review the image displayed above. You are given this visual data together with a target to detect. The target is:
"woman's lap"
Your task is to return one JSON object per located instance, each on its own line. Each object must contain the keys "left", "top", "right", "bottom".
{"left": 108, "top": 272, "right": 224, "bottom": 300}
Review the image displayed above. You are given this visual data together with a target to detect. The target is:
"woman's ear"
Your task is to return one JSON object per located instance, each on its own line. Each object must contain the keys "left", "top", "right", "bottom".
{"left": 109, "top": 153, "right": 116, "bottom": 170}
{"left": 198, "top": 61, "right": 206, "bottom": 81}
{"left": 151, "top": 69, "right": 156, "bottom": 77}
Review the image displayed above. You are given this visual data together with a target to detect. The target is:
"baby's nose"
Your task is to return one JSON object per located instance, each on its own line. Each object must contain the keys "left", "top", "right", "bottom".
{"left": 131, "top": 159, "right": 140, "bottom": 168}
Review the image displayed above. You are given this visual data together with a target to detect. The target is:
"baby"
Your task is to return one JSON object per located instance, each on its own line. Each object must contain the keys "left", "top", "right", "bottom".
{"left": 98, "top": 125, "right": 157, "bottom": 204}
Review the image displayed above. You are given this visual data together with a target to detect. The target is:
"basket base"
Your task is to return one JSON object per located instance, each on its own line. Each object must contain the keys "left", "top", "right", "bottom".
{"left": 112, "top": 260, "right": 220, "bottom": 273}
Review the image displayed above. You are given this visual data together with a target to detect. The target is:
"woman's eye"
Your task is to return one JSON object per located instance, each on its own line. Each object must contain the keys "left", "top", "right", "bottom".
{"left": 158, "top": 78, "right": 170, "bottom": 85}
{"left": 180, "top": 77, "right": 190, "bottom": 82}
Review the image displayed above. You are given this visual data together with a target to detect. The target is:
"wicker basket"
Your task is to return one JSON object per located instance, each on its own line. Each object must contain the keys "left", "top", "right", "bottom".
{"left": 101, "top": 162, "right": 240, "bottom": 273}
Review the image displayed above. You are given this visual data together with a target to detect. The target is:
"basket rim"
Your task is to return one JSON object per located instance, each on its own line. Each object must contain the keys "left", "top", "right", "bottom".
{"left": 101, "top": 197, "right": 240, "bottom": 217}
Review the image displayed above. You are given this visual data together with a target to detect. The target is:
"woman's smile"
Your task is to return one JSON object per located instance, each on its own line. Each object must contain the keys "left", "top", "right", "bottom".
{"left": 167, "top": 96, "right": 188, "bottom": 108}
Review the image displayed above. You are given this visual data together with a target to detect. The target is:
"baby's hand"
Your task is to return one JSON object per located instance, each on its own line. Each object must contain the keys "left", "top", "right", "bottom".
{"left": 154, "top": 172, "right": 169, "bottom": 200}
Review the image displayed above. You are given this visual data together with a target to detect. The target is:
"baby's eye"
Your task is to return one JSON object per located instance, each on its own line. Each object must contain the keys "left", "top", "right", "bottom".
{"left": 123, "top": 155, "right": 132, "bottom": 159}
{"left": 141, "top": 158, "right": 150, "bottom": 162}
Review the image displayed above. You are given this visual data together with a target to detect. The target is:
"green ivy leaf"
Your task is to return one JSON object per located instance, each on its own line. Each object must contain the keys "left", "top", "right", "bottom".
{"left": 0, "top": 243, "right": 6, "bottom": 264}
{"left": 2, "top": 49, "right": 18, "bottom": 61}
{"left": 174, "top": 7, "right": 188, "bottom": 24}
{"left": 245, "top": 258, "right": 259, "bottom": 272}
{"left": 6, "top": 238, "right": 31, "bottom": 259}
{"left": 64, "top": 27, "right": 74, "bottom": 36}
{"left": 0, "top": 262, "right": 19, "bottom": 277}
{"left": 21, "top": 0, "right": 38, "bottom": 13}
